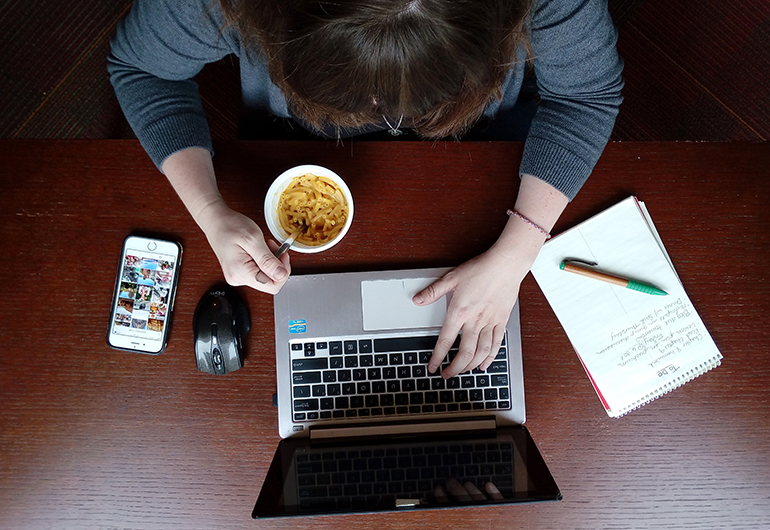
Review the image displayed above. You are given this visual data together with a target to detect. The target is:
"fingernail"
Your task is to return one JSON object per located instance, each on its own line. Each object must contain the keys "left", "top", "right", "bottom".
{"left": 413, "top": 294, "right": 424, "bottom": 305}
{"left": 274, "top": 266, "right": 288, "bottom": 280}
{"left": 428, "top": 364, "right": 437, "bottom": 373}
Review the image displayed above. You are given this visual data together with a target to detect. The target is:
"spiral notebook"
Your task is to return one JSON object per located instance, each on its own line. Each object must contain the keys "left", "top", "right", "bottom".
{"left": 530, "top": 196, "right": 722, "bottom": 417}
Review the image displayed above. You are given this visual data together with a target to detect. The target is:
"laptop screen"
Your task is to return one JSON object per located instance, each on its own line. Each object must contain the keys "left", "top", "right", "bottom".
{"left": 252, "top": 425, "right": 560, "bottom": 518}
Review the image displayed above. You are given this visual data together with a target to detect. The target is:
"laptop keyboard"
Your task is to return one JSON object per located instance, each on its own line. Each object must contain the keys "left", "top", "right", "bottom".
{"left": 295, "top": 439, "right": 516, "bottom": 509}
{"left": 290, "top": 334, "right": 512, "bottom": 423}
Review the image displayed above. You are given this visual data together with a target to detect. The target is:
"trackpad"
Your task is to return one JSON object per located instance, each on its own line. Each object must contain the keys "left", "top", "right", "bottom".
{"left": 361, "top": 278, "right": 447, "bottom": 331}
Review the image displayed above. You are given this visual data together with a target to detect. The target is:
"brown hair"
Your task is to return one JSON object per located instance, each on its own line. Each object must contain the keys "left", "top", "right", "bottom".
{"left": 219, "top": 0, "right": 531, "bottom": 138}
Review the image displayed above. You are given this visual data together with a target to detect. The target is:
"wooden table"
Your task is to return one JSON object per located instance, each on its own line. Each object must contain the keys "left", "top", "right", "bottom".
{"left": 1, "top": 140, "right": 768, "bottom": 529}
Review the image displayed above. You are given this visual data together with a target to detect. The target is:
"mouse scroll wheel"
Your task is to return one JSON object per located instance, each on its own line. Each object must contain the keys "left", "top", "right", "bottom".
{"left": 213, "top": 348, "right": 223, "bottom": 368}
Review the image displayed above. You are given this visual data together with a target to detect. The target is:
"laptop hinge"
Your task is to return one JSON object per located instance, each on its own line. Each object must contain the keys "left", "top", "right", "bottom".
{"left": 309, "top": 417, "right": 496, "bottom": 441}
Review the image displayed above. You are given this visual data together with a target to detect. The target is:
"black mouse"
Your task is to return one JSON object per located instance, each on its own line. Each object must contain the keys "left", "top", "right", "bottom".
{"left": 193, "top": 285, "right": 250, "bottom": 375}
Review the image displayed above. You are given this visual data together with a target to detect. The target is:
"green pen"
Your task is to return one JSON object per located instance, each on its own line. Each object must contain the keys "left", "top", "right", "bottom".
{"left": 560, "top": 260, "right": 668, "bottom": 296}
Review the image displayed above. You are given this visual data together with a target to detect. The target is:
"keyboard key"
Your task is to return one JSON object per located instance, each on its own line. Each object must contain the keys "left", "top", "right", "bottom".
{"left": 405, "top": 352, "right": 418, "bottom": 364}
{"left": 344, "top": 356, "right": 358, "bottom": 368}
{"left": 294, "top": 399, "right": 319, "bottom": 411}
{"left": 476, "top": 375, "right": 490, "bottom": 387}
{"left": 344, "top": 341, "right": 358, "bottom": 354}
{"left": 484, "top": 388, "right": 498, "bottom": 400}
{"left": 389, "top": 353, "right": 403, "bottom": 365}
{"left": 397, "top": 366, "right": 411, "bottom": 378}
{"left": 293, "top": 372, "right": 322, "bottom": 384}
{"left": 386, "top": 380, "right": 401, "bottom": 393}
{"left": 375, "top": 336, "right": 439, "bottom": 353}
{"left": 330, "top": 357, "right": 343, "bottom": 369}
{"left": 330, "top": 341, "right": 343, "bottom": 355}
{"left": 383, "top": 367, "right": 397, "bottom": 379}
{"left": 312, "top": 385, "right": 326, "bottom": 397}
{"left": 359, "top": 339, "right": 373, "bottom": 353}
{"left": 402, "top": 379, "right": 416, "bottom": 392}
{"left": 491, "top": 374, "right": 509, "bottom": 387}
{"left": 291, "top": 343, "right": 303, "bottom": 351}
{"left": 293, "top": 358, "right": 328, "bottom": 371}
{"left": 374, "top": 354, "right": 388, "bottom": 366}
{"left": 353, "top": 369, "right": 366, "bottom": 381}
{"left": 304, "top": 343, "right": 315, "bottom": 357}
{"left": 294, "top": 386, "right": 311, "bottom": 398}
{"left": 486, "top": 361, "right": 508, "bottom": 373}
{"left": 338, "top": 369, "right": 352, "bottom": 381}
{"left": 372, "top": 381, "right": 385, "bottom": 393}
{"left": 323, "top": 371, "right": 337, "bottom": 382}
{"left": 327, "top": 384, "right": 341, "bottom": 396}
{"left": 454, "top": 390, "right": 468, "bottom": 402}
{"left": 342, "top": 383, "right": 356, "bottom": 395}
{"left": 360, "top": 355, "right": 374, "bottom": 367}
{"left": 412, "top": 365, "right": 427, "bottom": 378}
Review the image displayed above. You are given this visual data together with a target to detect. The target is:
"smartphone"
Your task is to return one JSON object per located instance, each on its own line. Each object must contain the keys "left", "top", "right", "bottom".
{"left": 107, "top": 235, "right": 182, "bottom": 354}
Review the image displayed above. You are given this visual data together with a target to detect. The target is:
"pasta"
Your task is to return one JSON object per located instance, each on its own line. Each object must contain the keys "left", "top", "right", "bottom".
{"left": 277, "top": 173, "right": 349, "bottom": 246}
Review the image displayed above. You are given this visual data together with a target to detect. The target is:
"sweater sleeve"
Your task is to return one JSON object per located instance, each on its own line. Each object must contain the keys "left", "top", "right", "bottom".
{"left": 519, "top": 0, "right": 624, "bottom": 200}
{"left": 107, "top": 0, "right": 236, "bottom": 170}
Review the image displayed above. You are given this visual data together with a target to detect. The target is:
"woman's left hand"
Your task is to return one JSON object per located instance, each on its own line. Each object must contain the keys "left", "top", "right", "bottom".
{"left": 413, "top": 247, "right": 527, "bottom": 378}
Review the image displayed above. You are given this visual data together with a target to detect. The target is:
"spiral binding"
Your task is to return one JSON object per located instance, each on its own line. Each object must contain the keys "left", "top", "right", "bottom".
{"left": 611, "top": 355, "right": 723, "bottom": 418}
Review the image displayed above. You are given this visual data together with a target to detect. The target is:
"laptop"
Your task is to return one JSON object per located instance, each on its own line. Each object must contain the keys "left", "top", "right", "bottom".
{"left": 253, "top": 268, "right": 560, "bottom": 518}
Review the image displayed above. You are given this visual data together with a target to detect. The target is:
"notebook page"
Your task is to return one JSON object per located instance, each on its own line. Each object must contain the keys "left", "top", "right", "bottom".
{"left": 531, "top": 197, "right": 722, "bottom": 417}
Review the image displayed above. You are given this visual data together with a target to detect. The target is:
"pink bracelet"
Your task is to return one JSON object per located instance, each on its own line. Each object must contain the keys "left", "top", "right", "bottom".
{"left": 506, "top": 209, "right": 552, "bottom": 240}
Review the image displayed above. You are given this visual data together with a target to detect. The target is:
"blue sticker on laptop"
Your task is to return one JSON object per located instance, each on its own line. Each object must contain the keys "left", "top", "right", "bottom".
{"left": 289, "top": 319, "right": 307, "bottom": 334}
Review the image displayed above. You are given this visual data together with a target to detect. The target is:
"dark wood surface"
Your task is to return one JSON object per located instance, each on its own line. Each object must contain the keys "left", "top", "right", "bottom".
{"left": 0, "top": 140, "right": 768, "bottom": 530}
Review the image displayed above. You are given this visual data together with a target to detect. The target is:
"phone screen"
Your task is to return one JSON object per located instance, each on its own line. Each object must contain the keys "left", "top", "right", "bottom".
{"left": 108, "top": 236, "right": 182, "bottom": 354}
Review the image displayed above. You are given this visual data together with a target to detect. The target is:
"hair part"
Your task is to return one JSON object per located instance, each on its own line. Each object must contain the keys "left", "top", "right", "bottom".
{"left": 219, "top": 0, "right": 532, "bottom": 138}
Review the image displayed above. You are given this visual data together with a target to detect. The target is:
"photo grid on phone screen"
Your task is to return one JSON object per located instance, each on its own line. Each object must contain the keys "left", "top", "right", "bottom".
{"left": 114, "top": 255, "right": 174, "bottom": 333}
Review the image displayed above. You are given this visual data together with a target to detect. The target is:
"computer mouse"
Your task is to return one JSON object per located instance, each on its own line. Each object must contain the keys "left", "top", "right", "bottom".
{"left": 193, "top": 285, "right": 250, "bottom": 375}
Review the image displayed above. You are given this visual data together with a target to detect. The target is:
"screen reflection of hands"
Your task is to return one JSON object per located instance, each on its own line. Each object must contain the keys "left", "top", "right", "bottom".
{"left": 433, "top": 478, "right": 503, "bottom": 503}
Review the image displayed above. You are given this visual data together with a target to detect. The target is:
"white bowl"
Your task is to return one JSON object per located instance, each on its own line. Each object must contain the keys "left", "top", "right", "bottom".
{"left": 264, "top": 164, "right": 354, "bottom": 254}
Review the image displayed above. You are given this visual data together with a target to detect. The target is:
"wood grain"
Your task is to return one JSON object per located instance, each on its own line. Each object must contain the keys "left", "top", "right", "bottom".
{"left": 0, "top": 140, "right": 768, "bottom": 529}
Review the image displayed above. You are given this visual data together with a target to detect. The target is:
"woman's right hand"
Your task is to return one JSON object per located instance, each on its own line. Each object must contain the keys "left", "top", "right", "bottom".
{"left": 160, "top": 148, "right": 291, "bottom": 294}
{"left": 197, "top": 201, "right": 291, "bottom": 294}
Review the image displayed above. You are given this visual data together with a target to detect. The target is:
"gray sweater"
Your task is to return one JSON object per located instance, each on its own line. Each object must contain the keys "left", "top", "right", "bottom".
{"left": 109, "top": 0, "right": 623, "bottom": 200}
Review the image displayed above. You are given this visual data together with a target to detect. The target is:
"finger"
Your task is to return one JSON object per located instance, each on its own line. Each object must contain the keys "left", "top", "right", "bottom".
{"left": 428, "top": 320, "right": 461, "bottom": 375}
{"left": 447, "top": 325, "right": 493, "bottom": 377}
{"left": 445, "top": 478, "right": 472, "bottom": 502}
{"left": 479, "top": 326, "right": 506, "bottom": 371}
{"left": 412, "top": 275, "right": 454, "bottom": 307}
{"left": 254, "top": 240, "right": 291, "bottom": 288}
{"left": 433, "top": 485, "right": 449, "bottom": 503}
{"left": 484, "top": 481, "right": 504, "bottom": 500}
{"left": 462, "top": 481, "right": 487, "bottom": 501}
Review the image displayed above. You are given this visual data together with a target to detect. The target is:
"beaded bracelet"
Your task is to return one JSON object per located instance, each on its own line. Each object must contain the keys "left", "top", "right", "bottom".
{"left": 506, "top": 209, "right": 552, "bottom": 240}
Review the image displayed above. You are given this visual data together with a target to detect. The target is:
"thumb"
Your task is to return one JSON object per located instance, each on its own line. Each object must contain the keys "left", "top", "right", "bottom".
{"left": 413, "top": 276, "right": 454, "bottom": 306}
{"left": 256, "top": 250, "right": 289, "bottom": 283}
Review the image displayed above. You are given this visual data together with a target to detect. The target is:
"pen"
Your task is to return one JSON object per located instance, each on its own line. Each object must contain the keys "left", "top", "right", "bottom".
{"left": 559, "top": 260, "right": 668, "bottom": 296}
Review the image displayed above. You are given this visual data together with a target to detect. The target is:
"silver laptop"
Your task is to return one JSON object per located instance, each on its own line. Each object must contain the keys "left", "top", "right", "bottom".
{"left": 253, "top": 268, "right": 560, "bottom": 517}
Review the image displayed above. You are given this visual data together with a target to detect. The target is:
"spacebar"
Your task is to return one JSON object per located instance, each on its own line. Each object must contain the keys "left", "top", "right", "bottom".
{"left": 374, "top": 336, "right": 439, "bottom": 352}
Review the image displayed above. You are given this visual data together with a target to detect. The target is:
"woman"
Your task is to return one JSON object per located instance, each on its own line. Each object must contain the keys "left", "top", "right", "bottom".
{"left": 109, "top": 0, "right": 623, "bottom": 378}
